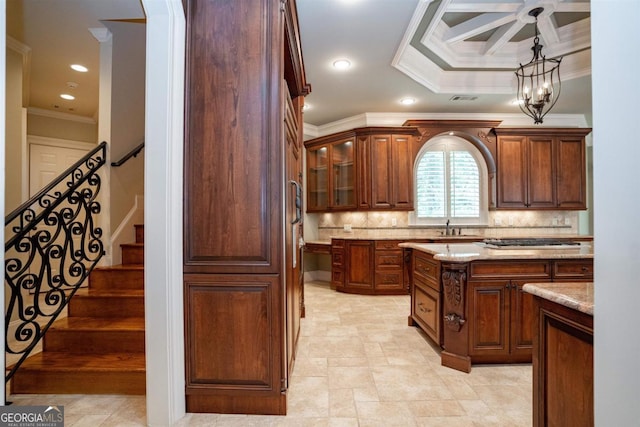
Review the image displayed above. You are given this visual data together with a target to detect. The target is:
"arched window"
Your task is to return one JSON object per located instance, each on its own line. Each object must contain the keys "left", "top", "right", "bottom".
{"left": 411, "top": 135, "right": 489, "bottom": 225}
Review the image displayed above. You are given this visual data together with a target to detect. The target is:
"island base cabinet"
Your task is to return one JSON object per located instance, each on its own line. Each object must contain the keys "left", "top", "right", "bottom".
{"left": 532, "top": 296, "right": 593, "bottom": 427}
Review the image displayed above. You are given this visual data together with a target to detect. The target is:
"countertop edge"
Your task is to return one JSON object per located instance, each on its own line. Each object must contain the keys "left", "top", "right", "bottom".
{"left": 523, "top": 282, "right": 594, "bottom": 316}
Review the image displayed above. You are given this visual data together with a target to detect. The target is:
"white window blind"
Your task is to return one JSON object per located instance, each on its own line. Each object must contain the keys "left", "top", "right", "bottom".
{"left": 413, "top": 137, "right": 487, "bottom": 225}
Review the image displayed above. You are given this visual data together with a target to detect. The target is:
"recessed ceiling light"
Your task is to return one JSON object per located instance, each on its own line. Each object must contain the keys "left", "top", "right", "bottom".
{"left": 332, "top": 59, "right": 351, "bottom": 70}
{"left": 400, "top": 97, "right": 416, "bottom": 105}
{"left": 60, "top": 94, "right": 75, "bottom": 100}
{"left": 70, "top": 64, "right": 88, "bottom": 72}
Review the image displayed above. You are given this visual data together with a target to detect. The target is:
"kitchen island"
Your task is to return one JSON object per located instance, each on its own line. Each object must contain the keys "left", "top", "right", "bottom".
{"left": 399, "top": 241, "right": 593, "bottom": 372}
{"left": 523, "top": 282, "right": 594, "bottom": 427}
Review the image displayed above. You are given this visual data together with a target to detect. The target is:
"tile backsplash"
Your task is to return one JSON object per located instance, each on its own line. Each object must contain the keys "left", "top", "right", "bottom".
{"left": 313, "top": 210, "right": 580, "bottom": 241}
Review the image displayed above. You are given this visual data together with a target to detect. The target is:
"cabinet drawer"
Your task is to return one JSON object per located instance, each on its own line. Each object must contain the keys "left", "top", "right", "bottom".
{"left": 375, "top": 240, "right": 402, "bottom": 250}
{"left": 553, "top": 259, "right": 593, "bottom": 280}
{"left": 414, "top": 254, "right": 440, "bottom": 283}
{"left": 331, "top": 239, "right": 345, "bottom": 249}
{"left": 413, "top": 282, "right": 440, "bottom": 344}
{"left": 375, "top": 271, "right": 403, "bottom": 289}
{"left": 469, "top": 260, "right": 551, "bottom": 280}
{"left": 332, "top": 251, "right": 344, "bottom": 266}
{"left": 375, "top": 251, "right": 403, "bottom": 269}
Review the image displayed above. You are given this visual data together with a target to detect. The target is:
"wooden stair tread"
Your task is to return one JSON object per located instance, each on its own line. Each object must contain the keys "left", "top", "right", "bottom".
{"left": 74, "top": 288, "right": 144, "bottom": 297}
{"left": 93, "top": 264, "right": 144, "bottom": 271}
{"left": 12, "top": 352, "right": 145, "bottom": 372}
{"left": 50, "top": 317, "right": 145, "bottom": 331}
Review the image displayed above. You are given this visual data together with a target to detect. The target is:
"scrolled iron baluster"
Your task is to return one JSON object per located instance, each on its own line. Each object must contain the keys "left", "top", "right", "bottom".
{"left": 5, "top": 141, "right": 107, "bottom": 382}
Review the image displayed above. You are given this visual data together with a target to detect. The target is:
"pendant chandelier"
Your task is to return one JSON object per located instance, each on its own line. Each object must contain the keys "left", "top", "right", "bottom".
{"left": 515, "top": 7, "right": 562, "bottom": 124}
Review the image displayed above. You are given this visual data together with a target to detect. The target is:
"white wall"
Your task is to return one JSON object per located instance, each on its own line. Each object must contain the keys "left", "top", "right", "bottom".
{"left": 592, "top": 1, "right": 640, "bottom": 425}
{"left": 1, "top": 0, "right": 7, "bottom": 407}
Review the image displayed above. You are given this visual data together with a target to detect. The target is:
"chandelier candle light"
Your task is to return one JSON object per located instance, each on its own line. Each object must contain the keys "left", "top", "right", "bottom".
{"left": 515, "top": 7, "right": 562, "bottom": 124}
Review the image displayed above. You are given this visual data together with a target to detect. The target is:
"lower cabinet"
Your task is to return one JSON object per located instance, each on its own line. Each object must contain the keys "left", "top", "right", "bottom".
{"left": 412, "top": 278, "right": 441, "bottom": 344}
{"left": 532, "top": 295, "right": 593, "bottom": 427}
{"left": 344, "top": 240, "right": 374, "bottom": 292}
{"left": 408, "top": 253, "right": 593, "bottom": 371}
{"left": 468, "top": 279, "right": 542, "bottom": 362}
{"left": 331, "top": 239, "right": 408, "bottom": 295}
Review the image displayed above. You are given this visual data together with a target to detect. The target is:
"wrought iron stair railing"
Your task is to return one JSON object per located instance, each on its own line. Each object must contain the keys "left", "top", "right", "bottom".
{"left": 5, "top": 141, "right": 107, "bottom": 383}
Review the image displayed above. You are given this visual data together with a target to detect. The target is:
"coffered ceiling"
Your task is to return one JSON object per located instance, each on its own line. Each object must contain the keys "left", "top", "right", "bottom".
{"left": 7, "top": 0, "right": 592, "bottom": 127}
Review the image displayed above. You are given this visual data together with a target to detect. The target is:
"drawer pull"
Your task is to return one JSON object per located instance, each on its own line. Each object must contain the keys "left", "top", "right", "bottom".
{"left": 418, "top": 302, "right": 432, "bottom": 313}
{"left": 581, "top": 266, "right": 589, "bottom": 272}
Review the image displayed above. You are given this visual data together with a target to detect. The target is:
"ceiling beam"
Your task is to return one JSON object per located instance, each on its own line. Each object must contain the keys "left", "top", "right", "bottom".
{"left": 447, "top": 1, "right": 520, "bottom": 13}
{"left": 537, "top": 14, "right": 560, "bottom": 45}
{"left": 483, "top": 19, "right": 525, "bottom": 55}
{"left": 444, "top": 12, "right": 515, "bottom": 43}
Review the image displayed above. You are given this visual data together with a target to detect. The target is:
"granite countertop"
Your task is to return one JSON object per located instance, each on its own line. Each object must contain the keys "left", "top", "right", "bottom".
{"left": 522, "top": 282, "right": 594, "bottom": 315}
{"left": 398, "top": 242, "right": 593, "bottom": 262}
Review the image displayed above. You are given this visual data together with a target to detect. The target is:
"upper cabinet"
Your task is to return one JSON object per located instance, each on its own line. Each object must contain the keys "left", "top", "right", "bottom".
{"left": 494, "top": 128, "right": 591, "bottom": 210}
{"left": 304, "top": 127, "right": 420, "bottom": 212}
{"left": 306, "top": 133, "right": 356, "bottom": 211}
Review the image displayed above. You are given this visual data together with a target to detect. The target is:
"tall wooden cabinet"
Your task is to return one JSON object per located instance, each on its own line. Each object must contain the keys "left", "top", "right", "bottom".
{"left": 183, "top": 0, "right": 309, "bottom": 415}
{"left": 494, "top": 128, "right": 591, "bottom": 210}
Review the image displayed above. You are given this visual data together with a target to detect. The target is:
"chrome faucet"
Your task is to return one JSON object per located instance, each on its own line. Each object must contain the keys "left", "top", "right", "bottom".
{"left": 445, "top": 219, "right": 450, "bottom": 236}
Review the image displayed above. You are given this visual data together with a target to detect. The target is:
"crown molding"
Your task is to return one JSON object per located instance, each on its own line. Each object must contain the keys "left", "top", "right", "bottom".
{"left": 304, "top": 112, "right": 589, "bottom": 138}
{"left": 28, "top": 107, "right": 97, "bottom": 124}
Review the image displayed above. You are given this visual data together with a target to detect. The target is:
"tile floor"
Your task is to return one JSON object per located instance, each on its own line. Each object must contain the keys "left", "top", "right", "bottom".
{"left": 7, "top": 281, "right": 532, "bottom": 426}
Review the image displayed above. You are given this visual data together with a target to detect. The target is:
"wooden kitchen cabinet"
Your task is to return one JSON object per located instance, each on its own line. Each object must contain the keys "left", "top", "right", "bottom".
{"left": 374, "top": 240, "right": 405, "bottom": 292}
{"left": 344, "top": 240, "right": 374, "bottom": 292}
{"left": 494, "top": 128, "right": 591, "bottom": 210}
{"left": 531, "top": 294, "right": 593, "bottom": 427}
{"left": 304, "top": 127, "right": 420, "bottom": 212}
{"left": 410, "top": 252, "right": 442, "bottom": 344}
{"left": 467, "top": 260, "right": 551, "bottom": 362}
{"left": 183, "top": 0, "right": 309, "bottom": 414}
{"left": 305, "top": 133, "right": 356, "bottom": 211}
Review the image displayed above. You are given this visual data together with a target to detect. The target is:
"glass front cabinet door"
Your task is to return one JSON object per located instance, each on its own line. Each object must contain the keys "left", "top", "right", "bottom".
{"left": 331, "top": 138, "right": 355, "bottom": 209}
{"left": 307, "top": 145, "right": 329, "bottom": 211}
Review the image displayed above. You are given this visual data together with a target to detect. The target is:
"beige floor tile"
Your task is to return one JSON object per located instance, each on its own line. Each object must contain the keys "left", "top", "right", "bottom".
{"left": 7, "top": 280, "right": 533, "bottom": 426}
{"left": 328, "top": 366, "right": 375, "bottom": 390}
{"left": 328, "top": 388, "right": 357, "bottom": 417}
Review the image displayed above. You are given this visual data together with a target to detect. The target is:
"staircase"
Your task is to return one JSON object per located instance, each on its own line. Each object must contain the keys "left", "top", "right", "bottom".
{"left": 9, "top": 225, "right": 146, "bottom": 395}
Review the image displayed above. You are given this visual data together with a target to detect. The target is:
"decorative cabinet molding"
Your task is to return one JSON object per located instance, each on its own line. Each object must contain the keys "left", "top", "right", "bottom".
{"left": 494, "top": 128, "right": 591, "bottom": 210}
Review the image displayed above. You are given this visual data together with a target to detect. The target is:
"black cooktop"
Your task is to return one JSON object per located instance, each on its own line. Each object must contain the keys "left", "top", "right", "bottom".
{"left": 482, "top": 238, "right": 580, "bottom": 247}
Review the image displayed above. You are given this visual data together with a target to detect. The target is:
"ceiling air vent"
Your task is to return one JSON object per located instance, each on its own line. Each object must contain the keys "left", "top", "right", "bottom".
{"left": 450, "top": 95, "right": 478, "bottom": 101}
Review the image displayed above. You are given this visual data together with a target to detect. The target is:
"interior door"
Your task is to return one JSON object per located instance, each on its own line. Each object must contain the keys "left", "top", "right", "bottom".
{"left": 29, "top": 142, "right": 91, "bottom": 287}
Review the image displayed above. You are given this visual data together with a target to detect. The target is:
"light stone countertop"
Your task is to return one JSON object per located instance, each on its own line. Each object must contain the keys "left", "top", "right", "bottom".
{"left": 398, "top": 241, "right": 593, "bottom": 262}
{"left": 522, "top": 282, "right": 594, "bottom": 316}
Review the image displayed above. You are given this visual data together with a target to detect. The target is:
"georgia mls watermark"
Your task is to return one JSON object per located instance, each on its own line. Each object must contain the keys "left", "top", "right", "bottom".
{"left": 0, "top": 406, "right": 64, "bottom": 427}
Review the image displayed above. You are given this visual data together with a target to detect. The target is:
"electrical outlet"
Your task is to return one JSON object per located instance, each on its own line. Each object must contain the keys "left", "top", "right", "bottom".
{"left": 343, "top": 224, "right": 352, "bottom": 232}
{"left": 552, "top": 217, "right": 558, "bottom": 226}
{"left": 391, "top": 217, "right": 397, "bottom": 227}
{"left": 494, "top": 218, "right": 502, "bottom": 226}
{"left": 564, "top": 217, "right": 571, "bottom": 225}
{"left": 508, "top": 216, "right": 514, "bottom": 226}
